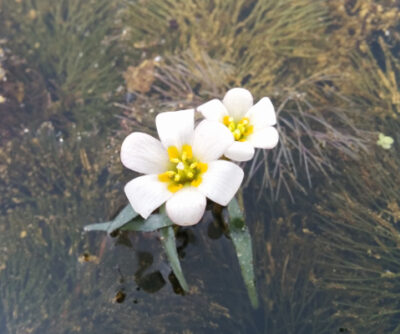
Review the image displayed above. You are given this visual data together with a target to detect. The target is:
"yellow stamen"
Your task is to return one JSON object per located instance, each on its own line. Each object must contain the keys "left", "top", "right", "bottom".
{"left": 191, "top": 177, "right": 202, "bottom": 187}
{"left": 223, "top": 115, "right": 231, "bottom": 126}
{"left": 167, "top": 146, "right": 179, "bottom": 160}
{"left": 158, "top": 172, "right": 171, "bottom": 182}
{"left": 168, "top": 183, "right": 183, "bottom": 193}
{"left": 244, "top": 125, "right": 254, "bottom": 136}
{"left": 198, "top": 162, "right": 208, "bottom": 173}
{"left": 158, "top": 145, "right": 208, "bottom": 193}
{"left": 181, "top": 144, "right": 193, "bottom": 160}
{"left": 166, "top": 171, "right": 175, "bottom": 177}
{"left": 223, "top": 116, "right": 253, "bottom": 141}
{"left": 240, "top": 118, "right": 249, "bottom": 125}
{"left": 233, "top": 129, "right": 242, "bottom": 140}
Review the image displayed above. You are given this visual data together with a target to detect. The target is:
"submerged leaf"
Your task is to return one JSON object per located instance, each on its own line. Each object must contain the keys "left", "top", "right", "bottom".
{"left": 121, "top": 213, "right": 174, "bottom": 232}
{"left": 159, "top": 224, "right": 189, "bottom": 292}
{"left": 107, "top": 204, "right": 139, "bottom": 232}
{"left": 227, "top": 197, "right": 259, "bottom": 309}
{"left": 83, "top": 222, "right": 112, "bottom": 232}
{"left": 84, "top": 203, "right": 138, "bottom": 233}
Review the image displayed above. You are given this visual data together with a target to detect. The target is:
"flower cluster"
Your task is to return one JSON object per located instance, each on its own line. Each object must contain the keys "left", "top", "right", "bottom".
{"left": 120, "top": 88, "right": 279, "bottom": 226}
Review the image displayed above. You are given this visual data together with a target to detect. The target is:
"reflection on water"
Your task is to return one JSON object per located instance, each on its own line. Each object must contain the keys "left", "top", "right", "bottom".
{"left": 1, "top": 0, "right": 400, "bottom": 333}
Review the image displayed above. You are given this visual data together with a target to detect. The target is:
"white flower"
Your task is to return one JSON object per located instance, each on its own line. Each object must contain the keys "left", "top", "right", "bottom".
{"left": 197, "top": 87, "right": 279, "bottom": 161}
{"left": 120, "top": 109, "right": 244, "bottom": 226}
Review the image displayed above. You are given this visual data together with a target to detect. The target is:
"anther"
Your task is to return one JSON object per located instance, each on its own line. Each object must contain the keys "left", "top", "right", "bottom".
{"left": 237, "top": 124, "right": 245, "bottom": 133}
{"left": 233, "top": 129, "right": 242, "bottom": 140}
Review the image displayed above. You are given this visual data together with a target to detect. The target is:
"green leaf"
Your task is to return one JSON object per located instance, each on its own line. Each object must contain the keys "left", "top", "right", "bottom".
{"left": 84, "top": 203, "right": 138, "bottom": 234}
{"left": 107, "top": 204, "right": 139, "bottom": 232}
{"left": 159, "top": 224, "right": 189, "bottom": 292}
{"left": 227, "top": 197, "right": 259, "bottom": 309}
{"left": 84, "top": 222, "right": 112, "bottom": 232}
{"left": 121, "top": 214, "right": 175, "bottom": 232}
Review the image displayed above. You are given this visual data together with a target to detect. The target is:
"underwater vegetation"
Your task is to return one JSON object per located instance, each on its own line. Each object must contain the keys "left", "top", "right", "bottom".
{"left": 314, "top": 133, "right": 400, "bottom": 333}
{"left": 1, "top": 0, "right": 400, "bottom": 332}
{"left": 0, "top": 0, "right": 125, "bottom": 132}
{"left": 347, "top": 38, "right": 400, "bottom": 120}
{"left": 244, "top": 187, "right": 341, "bottom": 334}
{"left": 121, "top": 0, "right": 373, "bottom": 198}
{"left": 0, "top": 121, "right": 126, "bottom": 333}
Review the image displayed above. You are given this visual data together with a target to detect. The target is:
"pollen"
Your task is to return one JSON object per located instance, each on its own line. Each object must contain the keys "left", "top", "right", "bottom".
{"left": 158, "top": 144, "right": 207, "bottom": 193}
{"left": 223, "top": 116, "right": 253, "bottom": 141}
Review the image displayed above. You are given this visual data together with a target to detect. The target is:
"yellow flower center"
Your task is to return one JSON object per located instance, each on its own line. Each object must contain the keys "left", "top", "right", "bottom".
{"left": 158, "top": 144, "right": 208, "bottom": 193}
{"left": 223, "top": 116, "right": 254, "bottom": 141}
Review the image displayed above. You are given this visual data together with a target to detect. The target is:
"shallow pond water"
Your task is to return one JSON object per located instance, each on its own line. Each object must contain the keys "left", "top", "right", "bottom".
{"left": 1, "top": 0, "right": 400, "bottom": 333}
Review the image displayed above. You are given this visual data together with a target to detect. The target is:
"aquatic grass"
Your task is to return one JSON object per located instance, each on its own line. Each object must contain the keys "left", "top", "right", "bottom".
{"left": 243, "top": 189, "right": 340, "bottom": 333}
{"left": 121, "top": 0, "right": 368, "bottom": 198}
{"left": 0, "top": 0, "right": 125, "bottom": 128}
{"left": 124, "top": 0, "right": 327, "bottom": 60}
{"left": 247, "top": 86, "right": 368, "bottom": 199}
{"left": 152, "top": 51, "right": 235, "bottom": 110}
{"left": 314, "top": 141, "right": 400, "bottom": 332}
{"left": 0, "top": 121, "right": 129, "bottom": 332}
{"left": 345, "top": 38, "right": 400, "bottom": 120}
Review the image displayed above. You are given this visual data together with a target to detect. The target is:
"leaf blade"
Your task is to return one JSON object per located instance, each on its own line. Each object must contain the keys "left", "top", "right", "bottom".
{"left": 84, "top": 203, "right": 139, "bottom": 234}
{"left": 121, "top": 214, "right": 174, "bottom": 232}
{"left": 159, "top": 224, "right": 189, "bottom": 292}
{"left": 227, "top": 197, "right": 259, "bottom": 309}
{"left": 107, "top": 204, "right": 139, "bottom": 232}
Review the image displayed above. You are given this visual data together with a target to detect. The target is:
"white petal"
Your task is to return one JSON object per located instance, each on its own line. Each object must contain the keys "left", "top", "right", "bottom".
{"left": 249, "top": 126, "right": 279, "bottom": 149}
{"left": 246, "top": 97, "right": 276, "bottom": 129}
{"left": 121, "top": 132, "right": 169, "bottom": 174}
{"left": 222, "top": 88, "right": 253, "bottom": 120}
{"left": 155, "top": 109, "right": 194, "bottom": 149}
{"left": 224, "top": 141, "right": 255, "bottom": 162}
{"left": 124, "top": 175, "right": 172, "bottom": 219}
{"left": 192, "top": 120, "right": 234, "bottom": 162}
{"left": 197, "top": 99, "right": 228, "bottom": 122}
{"left": 198, "top": 160, "right": 244, "bottom": 206}
{"left": 166, "top": 187, "right": 206, "bottom": 226}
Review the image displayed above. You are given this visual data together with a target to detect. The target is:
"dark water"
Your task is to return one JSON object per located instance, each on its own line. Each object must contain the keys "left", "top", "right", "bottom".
{"left": 1, "top": 0, "right": 400, "bottom": 333}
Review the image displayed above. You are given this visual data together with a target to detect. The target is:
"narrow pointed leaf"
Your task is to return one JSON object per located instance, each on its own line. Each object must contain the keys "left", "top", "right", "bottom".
{"left": 84, "top": 203, "right": 139, "bottom": 233}
{"left": 106, "top": 204, "right": 139, "bottom": 232}
{"left": 83, "top": 222, "right": 112, "bottom": 232}
{"left": 121, "top": 214, "right": 175, "bottom": 232}
{"left": 227, "top": 197, "right": 259, "bottom": 308}
{"left": 160, "top": 224, "right": 189, "bottom": 292}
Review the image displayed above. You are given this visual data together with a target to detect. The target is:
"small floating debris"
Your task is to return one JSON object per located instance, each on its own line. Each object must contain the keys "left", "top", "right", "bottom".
{"left": 78, "top": 252, "right": 100, "bottom": 264}
{"left": 377, "top": 133, "right": 394, "bottom": 149}
{"left": 113, "top": 290, "right": 126, "bottom": 303}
